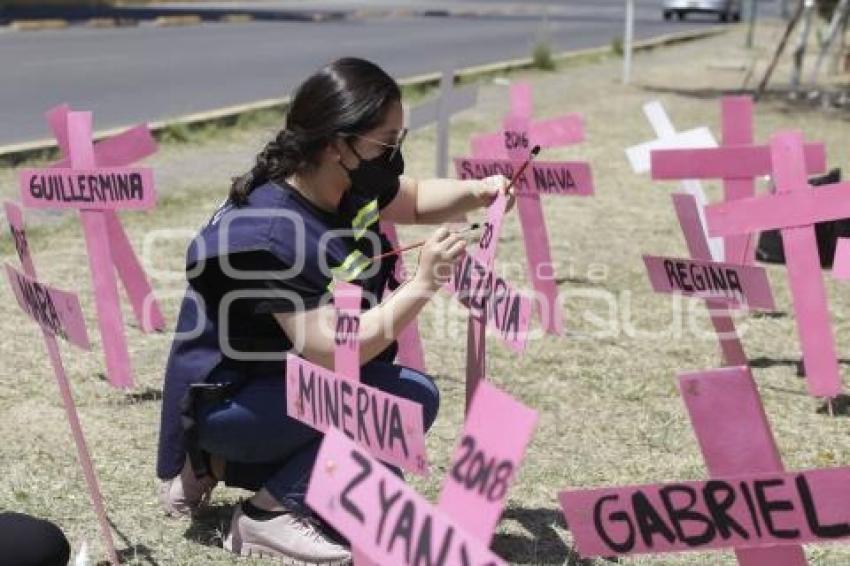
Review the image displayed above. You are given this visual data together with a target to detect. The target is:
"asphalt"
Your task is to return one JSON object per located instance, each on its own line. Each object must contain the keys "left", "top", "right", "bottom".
{"left": 0, "top": 0, "right": 778, "bottom": 147}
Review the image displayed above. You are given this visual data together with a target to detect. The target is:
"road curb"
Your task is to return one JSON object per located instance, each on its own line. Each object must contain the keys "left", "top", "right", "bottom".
{"left": 0, "top": 25, "right": 729, "bottom": 165}
{"left": 219, "top": 14, "right": 254, "bottom": 24}
{"left": 85, "top": 17, "right": 118, "bottom": 28}
{"left": 9, "top": 19, "right": 68, "bottom": 31}
{"left": 153, "top": 15, "right": 202, "bottom": 27}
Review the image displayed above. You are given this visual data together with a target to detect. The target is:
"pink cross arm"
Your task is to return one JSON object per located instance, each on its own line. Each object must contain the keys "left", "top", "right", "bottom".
{"left": 705, "top": 181, "right": 850, "bottom": 237}
{"left": 52, "top": 125, "right": 156, "bottom": 168}
{"left": 455, "top": 157, "right": 594, "bottom": 197}
{"left": 561, "top": 466, "right": 850, "bottom": 557}
{"left": 285, "top": 355, "right": 430, "bottom": 477}
{"left": 527, "top": 114, "right": 585, "bottom": 148}
{"left": 47, "top": 104, "right": 157, "bottom": 168}
{"left": 468, "top": 116, "right": 585, "bottom": 157}
{"left": 651, "top": 143, "right": 826, "bottom": 180}
{"left": 5, "top": 264, "right": 91, "bottom": 350}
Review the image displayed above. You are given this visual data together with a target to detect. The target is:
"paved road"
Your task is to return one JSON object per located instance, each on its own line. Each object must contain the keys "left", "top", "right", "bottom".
{"left": 0, "top": 0, "right": 778, "bottom": 147}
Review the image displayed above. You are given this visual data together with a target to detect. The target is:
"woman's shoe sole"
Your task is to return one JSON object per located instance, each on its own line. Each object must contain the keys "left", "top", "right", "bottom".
{"left": 223, "top": 537, "right": 352, "bottom": 565}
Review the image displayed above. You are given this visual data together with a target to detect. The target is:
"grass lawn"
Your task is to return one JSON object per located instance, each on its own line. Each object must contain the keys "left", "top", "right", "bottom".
{"left": 1, "top": 20, "right": 850, "bottom": 565}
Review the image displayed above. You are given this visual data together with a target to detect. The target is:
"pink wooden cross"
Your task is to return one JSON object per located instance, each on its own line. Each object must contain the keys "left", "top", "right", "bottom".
{"left": 306, "top": 379, "right": 537, "bottom": 565}
{"left": 457, "top": 131, "right": 517, "bottom": 412}
{"left": 443, "top": 209, "right": 534, "bottom": 408}
{"left": 559, "top": 366, "right": 850, "bottom": 560}
{"left": 18, "top": 105, "right": 164, "bottom": 389}
{"left": 705, "top": 131, "right": 850, "bottom": 398}
{"left": 285, "top": 281, "right": 429, "bottom": 476}
{"left": 679, "top": 366, "right": 807, "bottom": 565}
{"left": 643, "top": 192, "right": 777, "bottom": 366}
{"left": 4, "top": 201, "right": 119, "bottom": 565}
{"left": 651, "top": 96, "right": 827, "bottom": 265}
{"left": 468, "top": 82, "right": 589, "bottom": 336}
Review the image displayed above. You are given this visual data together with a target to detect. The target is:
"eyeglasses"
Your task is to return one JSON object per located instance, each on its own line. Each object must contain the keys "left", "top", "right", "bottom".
{"left": 350, "top": 127, "right": 408, "bottom": 161}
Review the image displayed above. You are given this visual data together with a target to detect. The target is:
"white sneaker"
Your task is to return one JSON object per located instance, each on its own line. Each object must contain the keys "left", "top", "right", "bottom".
{"left": 223, "top": 503, "right": 352, "bottom": 565}
{"left": 158, "top": 457, "right": 218, "bottom": 518}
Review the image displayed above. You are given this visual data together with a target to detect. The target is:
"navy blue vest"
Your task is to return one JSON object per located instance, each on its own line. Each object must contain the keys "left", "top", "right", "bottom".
{"left": 156, "top": 182, "right": 398, "bottom": 479}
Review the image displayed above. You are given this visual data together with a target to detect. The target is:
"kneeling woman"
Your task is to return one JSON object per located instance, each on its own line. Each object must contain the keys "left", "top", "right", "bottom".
{"left": 156, "top": 57, "right": 511, "bottom": 564}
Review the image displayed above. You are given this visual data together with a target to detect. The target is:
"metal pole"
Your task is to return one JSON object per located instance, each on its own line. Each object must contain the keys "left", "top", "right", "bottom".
{"left": 746, "top": 0, "right": 759, "bottom": 48}
{"left": 623, "top": 0, "right": 635, "bottom": 84}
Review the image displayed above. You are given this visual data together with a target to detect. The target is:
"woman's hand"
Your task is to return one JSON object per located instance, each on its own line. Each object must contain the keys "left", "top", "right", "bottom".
{"left": 471, "top": 174, "right": 516, "bottom": 212}
{"left": 414, "top": 225, "right": 468, "bottom": 291}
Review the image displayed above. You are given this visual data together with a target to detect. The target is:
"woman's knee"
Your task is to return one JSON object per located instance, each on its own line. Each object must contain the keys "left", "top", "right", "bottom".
{"left": 348, "top": 362, "right": 441, "bottom": 429}
{"left": 399, "top": 367, "right": 440, "bottom": 430}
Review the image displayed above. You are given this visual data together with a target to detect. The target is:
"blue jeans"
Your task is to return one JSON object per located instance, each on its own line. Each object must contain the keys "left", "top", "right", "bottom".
{"left": 195, "top": 360, "right": 440, "bottom": 512}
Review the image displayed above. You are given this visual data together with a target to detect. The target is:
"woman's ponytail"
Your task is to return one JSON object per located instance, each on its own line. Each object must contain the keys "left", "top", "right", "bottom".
{"left": 229, "top": 129, "right": 304, "bottom": 206}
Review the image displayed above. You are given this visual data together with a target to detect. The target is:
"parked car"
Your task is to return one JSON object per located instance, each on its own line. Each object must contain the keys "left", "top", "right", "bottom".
{"left": 662, "top": 0, "right": 742, "bottom": 21}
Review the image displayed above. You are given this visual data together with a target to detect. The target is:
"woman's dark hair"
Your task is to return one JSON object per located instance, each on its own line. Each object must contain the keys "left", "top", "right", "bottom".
{"left": 229, "top": 57, "right": 401, "bottom": 206}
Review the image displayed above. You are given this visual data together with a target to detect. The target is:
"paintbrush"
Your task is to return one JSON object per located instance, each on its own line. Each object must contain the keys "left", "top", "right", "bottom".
{"left": 372, "top": 144, "right": 541, "bottom": 261}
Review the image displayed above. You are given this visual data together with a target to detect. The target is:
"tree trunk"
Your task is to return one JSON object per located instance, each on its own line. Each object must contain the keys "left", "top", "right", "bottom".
{"left": 809, "top": 0, "right": 850, "bottom": 83}
{"left": 790, "top": 0, "right": 816, "bottom": 92}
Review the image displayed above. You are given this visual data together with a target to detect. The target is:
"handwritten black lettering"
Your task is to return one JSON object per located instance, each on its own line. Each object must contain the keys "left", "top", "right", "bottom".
{"left": 293, "top": 363, "right": 410, "bottom": 457}
{"left": 450, "top": 435, "right": 514, "bottom": 503}
{"left": 28, "top": 172, "right": 145, "bottom": 204}
{"left": 341, "top": 449, "right": 371, "bottom": 524}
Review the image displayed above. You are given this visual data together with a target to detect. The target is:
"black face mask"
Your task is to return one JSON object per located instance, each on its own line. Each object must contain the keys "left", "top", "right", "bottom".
{"left": 341, "top": 139, "right": 405, "bottom": 201}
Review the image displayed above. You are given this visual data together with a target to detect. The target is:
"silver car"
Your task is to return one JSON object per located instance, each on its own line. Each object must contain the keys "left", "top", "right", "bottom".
{"left": 662, "top": 0, "right": 742, "bottom": 21}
